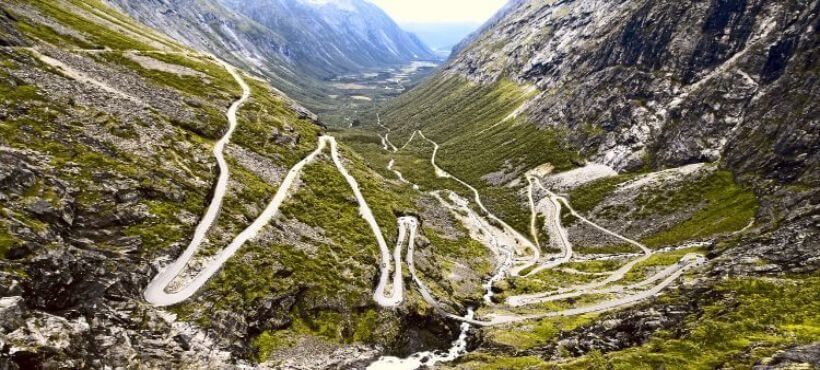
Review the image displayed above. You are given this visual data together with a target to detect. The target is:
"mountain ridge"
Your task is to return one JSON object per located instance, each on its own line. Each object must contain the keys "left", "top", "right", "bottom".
{"left": 106, "top": 0, "right": 438, "bottom": 123}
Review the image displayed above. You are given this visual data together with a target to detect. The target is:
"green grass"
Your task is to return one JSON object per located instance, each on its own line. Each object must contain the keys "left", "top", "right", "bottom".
{"left": 423, "top": 227, "right": 492, "bottom": 266}
{"left": 483, "top": 314, "right": 599, "bottom": 350}
{"left": 252, "top": 330, "right": 295, "bottom": 362}
{"left": 560, "top": 274, "right": 820, "bottom": 369}
{"left": 335, "top": 128, "right": 470, "bottom": 195}
{"left": 562, "top": 169, "right": 759, "bottom": 249}
{"left": 455, "top": 274, "right": 820, "bottom": 370}
{"left": 294, "top": 309, "right": 382, "bottom": 343}
{"left": 253, "top": 308, "right": 386, "bottom": 361}
{"left": 420, "top": 225, "right": 495, "bottom": 302}
{"left": 379, "top": 76, "right": 582, "bottom": 235}
{"left": 0, "top": 226, "right": 17, "bottom": 258}
{"left": 451, "top": 354, "right": 550, "bottom": 370}
{"left": 7, "top": 7, "right": 96, "bottom": 49}
{"left": 498, "top": 268, "right": 601, "bottom": 300}
{"left": 641, "top": 171, "right": 758, "bottom": 247}
{"left": 564, "top": 259, "right": 625, "bottom": 273}
{"left": 619, "top": 247, "right": 705, "bottom": 284}
{"left": 565, "top": 174, "right": 637, "bottom": 215}
{"left": 0, "top": 77, "right": 42, "bottom": 102}
{"left": 233, "top": 77, "right": 323, "bottom": 165}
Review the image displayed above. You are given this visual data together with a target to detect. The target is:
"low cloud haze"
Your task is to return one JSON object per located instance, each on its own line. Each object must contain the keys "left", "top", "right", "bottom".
{"left": 368, "top": 0, "right": 508, "bottom": 24}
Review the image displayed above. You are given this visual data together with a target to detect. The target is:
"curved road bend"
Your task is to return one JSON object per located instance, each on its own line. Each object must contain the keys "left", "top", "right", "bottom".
{"left": 146, "top": 62, "right": 401, "bottom": 307}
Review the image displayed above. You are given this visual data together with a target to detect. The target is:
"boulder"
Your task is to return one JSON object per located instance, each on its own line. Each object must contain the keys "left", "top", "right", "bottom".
{"left": 0, "top": 297, "right": 25, "bottom": 332}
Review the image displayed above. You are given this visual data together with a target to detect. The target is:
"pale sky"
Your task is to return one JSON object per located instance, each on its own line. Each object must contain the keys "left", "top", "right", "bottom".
{"left": 368, "top": 0, "right": 509, "bottom": 24}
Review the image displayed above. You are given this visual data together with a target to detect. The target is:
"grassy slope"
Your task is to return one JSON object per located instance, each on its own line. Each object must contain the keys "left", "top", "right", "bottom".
{"left": 2, "top": 0, "right": 482, "bottom": 358}
{"left": 363, "top": 66, "right": 780, "bottom": 368}
{"left": 564, "top": 168, "right": 759, "bottom": 248}
{"left": 450, "top": 273, "right": 820, "bottom": 369}
{"left": 376, "top": 75, "right": 582, "bottom": 234}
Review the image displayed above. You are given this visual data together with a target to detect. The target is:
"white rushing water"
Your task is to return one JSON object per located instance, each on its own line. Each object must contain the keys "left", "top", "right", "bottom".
{"left": 366, "top": 310, "right": 475, "bottom": 370}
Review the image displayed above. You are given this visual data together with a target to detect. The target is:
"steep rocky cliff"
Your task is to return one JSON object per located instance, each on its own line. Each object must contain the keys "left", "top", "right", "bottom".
{"left": 444, "top": 0, "right": 817, "bottom": 188}
{"left": 104, "top": 0, "right": 326, "bottom": 105}
{"left": 218, "top": 0, "right": 436, "bottom": 77}
{"left": 372, "top": 0, "right": 819, "bottom": 368}
{"left": 106, "top": 0, "right": 438, "bottom": 125}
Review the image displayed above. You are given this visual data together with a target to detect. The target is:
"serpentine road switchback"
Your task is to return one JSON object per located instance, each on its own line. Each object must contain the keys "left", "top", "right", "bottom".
{"left": 142, "top": 58, "right": 706, "bottom": 368}
{"left": 144, "top": 60, "right": 402, "bottom": 308}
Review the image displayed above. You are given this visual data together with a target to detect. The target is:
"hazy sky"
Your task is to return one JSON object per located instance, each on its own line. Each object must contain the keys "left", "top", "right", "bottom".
{"left": 368, "top": 0, "right": 508, "bottom": 24}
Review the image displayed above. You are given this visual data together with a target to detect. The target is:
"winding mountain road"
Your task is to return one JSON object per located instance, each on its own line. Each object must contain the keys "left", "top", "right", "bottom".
{"left": 381, "top": 129, "right": 705, "bottom": 328}
{"left": 145, "top": 59, "right": 705, "bottom": 339}
{"left": 417, "top": 131, "right": 541, "bottom": 272}
{"left": 145, "top": 62, "right": 401, "bottom": 308}
{"left": 144, "top": 59, "right": 250, "bottom": 306}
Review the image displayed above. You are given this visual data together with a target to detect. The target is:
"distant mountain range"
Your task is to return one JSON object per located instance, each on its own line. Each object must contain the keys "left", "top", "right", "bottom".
{"left": 108, "top": 0, "right": 437, "bottom": 112}
{"left": 218, "top": 0, "right": 438, "bottom": 75}
{"left": 400, "top": 22, "right": 482, "bottom": 57}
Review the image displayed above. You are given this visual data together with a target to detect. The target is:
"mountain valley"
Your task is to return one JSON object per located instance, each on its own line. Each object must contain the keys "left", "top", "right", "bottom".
{"left": 0, "top": 0, "right": 817, "bottom": 369}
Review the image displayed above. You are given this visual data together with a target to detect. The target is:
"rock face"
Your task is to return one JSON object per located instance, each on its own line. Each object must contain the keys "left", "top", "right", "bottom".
{"left": 107, "top": 0, "right": 437, "bottom": 111}
{"left": 533, "top": 302, "right": 696, "bottom": 359}
{"left": 218, "top": 0, "right": 437, "bottom": 77}
{"left": 380, "top": 0, "right": 817, "bottom": 367}
{"left": 0, "top": 9, "right": 28, "bottom": 47}
{"left": 442, "top": 0, "right": 817, "bottom": 182}
{"left": 753, "top": 343, "right": 820, "bottom": 370}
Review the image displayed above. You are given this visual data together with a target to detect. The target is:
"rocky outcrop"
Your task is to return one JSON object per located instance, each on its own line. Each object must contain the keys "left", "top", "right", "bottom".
{"left": 754, "top": 343, "right": 820, "bottom": 369}
{"left": 713, "top": 214, "right": 820, "bottom": 276}
{"left": 531, "top": 302, "right": 698, "bottom": 359}
{"left": 441, "top": 0, "right": 818, "bottom": 195}
{"left": 106, "top": 0, "right": 437, "bottom": 117}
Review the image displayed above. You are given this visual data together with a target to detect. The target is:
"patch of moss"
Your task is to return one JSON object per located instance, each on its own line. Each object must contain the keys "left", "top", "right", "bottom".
{"left": 484, "top": 314, "right": 598, "bottom": 350}
{"left": 252, "top": 330, "right": 294, "bottom": 362}
{"left": 453, "top": 353, "right": 550, "bottom": 369}
{"left": 423, "top": 227, "right": 491, "bottom": 268}
{"left": 620, "top": 246, "right": 706, "bottom": 284}
{"left": 0, "top": 226, "right": 18, "bottom": 259}
{"left": 500, "top": 268, "right": 600, "bottom": 298}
